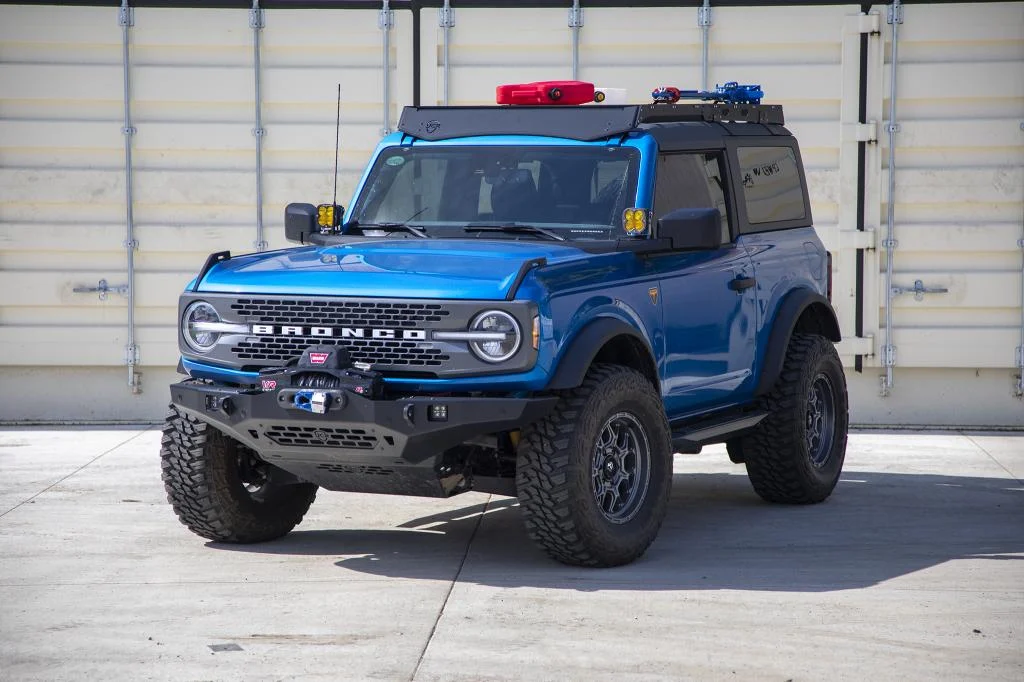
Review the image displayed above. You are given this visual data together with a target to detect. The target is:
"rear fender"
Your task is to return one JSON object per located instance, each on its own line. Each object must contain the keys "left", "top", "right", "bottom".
{"left": 755, "top": 290, "right": 840, "bottom": 396}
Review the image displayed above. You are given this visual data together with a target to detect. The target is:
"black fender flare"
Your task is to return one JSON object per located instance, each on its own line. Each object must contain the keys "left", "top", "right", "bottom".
{"left": 755, "top": 290, "right": 841, "bottom": 396}
{"left": 546, "top": 318, "right": 657, "bottom": 390}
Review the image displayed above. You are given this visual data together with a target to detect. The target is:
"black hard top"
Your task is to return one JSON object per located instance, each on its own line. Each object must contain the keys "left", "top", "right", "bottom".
{"left": 397, "top": 103, "right": 789, "bottom": 150}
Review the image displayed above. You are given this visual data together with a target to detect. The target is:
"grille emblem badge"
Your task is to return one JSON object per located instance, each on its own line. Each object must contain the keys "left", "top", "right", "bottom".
{"left": 250, "top": 325, "right": 426, "bottom": 340}
{"left": 313, "top": 430, "right": 329, "bottom": 442}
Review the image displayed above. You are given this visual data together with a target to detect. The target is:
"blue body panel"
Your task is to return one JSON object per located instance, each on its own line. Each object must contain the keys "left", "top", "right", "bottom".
{"left": 181, "top": 127, "right": 830, "bottom": 424}
{"left": 198, "top": 240, "right": 593, "bottom": 300}
{"left": 740, "top": 227, "right": 829, "bottom": 385}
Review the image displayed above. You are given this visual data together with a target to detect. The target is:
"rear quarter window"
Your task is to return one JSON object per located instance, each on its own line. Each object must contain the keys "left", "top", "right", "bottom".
{"left": 736, "top": 146, "right": 805, "bottom": 224}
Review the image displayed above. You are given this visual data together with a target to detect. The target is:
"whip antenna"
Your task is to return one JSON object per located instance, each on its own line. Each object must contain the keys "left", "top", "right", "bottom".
{"left": 332, "top": 83, "right": 341, "bottom": 214}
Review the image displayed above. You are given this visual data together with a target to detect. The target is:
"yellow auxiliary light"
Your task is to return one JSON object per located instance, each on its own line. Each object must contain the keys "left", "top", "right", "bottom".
{"left": 317, "top": 203, "right": 340, "bottom": 230}
{"left": 623, "top": 207, "right": 649, "bottom": 236}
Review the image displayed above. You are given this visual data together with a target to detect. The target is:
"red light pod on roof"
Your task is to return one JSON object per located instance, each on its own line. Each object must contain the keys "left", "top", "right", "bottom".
{"left": 496, "top": 80, "right": 596, "bottom": 106}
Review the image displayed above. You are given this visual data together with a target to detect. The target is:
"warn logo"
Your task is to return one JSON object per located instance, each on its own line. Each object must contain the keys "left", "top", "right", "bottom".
{"left": 249, "top": 325, "right": 426, "bottom": 341}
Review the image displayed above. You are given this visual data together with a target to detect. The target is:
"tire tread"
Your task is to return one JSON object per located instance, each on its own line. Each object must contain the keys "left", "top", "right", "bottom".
{"left": 160, "top": 405, "right": 317, "bottom": 543}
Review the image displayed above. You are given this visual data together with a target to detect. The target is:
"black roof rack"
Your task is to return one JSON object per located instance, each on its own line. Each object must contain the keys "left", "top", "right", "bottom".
{"left": 398, "top": 105, "right": 639, "bottom": 141}
{"left": 639, "top": 102, "right": 784, "bottom": 126}
{"left": 397, "top": 102, "right": 784, "bottom": 142}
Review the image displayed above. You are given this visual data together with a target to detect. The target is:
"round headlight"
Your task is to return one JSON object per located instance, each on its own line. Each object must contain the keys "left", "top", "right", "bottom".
{"left": 469, "top": 310, "right": 521, "bottom": 363}
{"left": 183, "top": 301, "right": 221, "bottom": 353}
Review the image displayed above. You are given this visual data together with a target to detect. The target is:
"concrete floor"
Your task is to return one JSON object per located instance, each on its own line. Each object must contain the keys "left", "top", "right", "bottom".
{"left": 0, "top": 429, "right": 1022, "bottom": 681}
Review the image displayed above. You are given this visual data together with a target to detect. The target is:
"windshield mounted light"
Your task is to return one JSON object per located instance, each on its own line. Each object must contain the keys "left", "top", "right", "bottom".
{"left": 467, "top": 310, "right": 521, "bottom": 363}
{"left": 623, "top": 208, "right": 649, "bottom": 237}
{"left": 183, "top": 301, "right": 221, "bottom": 353}
{"left": 317, "top": 203, "right": 341, "bottom": 234}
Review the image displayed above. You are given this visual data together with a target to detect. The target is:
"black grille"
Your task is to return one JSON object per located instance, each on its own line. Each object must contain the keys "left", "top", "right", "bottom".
{"left": 229, "top": 298, "right": 450, "bottom": 328}
{"left": 264, "top": 425, "right": 379, "bottom": 449}
{"left": 226, "top": 297, "right": 453, "bottom": 368}
{"left": 231, "top": 337, "right": 449, "bottom": 366}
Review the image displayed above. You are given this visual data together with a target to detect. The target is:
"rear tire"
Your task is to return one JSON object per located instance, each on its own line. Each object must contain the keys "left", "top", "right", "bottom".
{"left": 160, "top": 406, "right": 317, "bottom": 543}
{"left": 740, "top": 334, "right": 848, "bottom": 504}
{"left": 516, "top": 365, "right": 672, "bottom": 567}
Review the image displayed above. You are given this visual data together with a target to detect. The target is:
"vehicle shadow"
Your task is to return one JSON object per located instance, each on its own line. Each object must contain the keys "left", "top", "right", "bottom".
{"left": 211, "top": 469, "right": 1024, "bottom": 592}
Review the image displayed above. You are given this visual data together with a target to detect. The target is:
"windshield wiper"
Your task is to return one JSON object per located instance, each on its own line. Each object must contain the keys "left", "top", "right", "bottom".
{"left": 464, "top": 223, "right": 566, "bottom": 242}
{"left": 349, "top": 207, "right": 432, "bottom": 238}
{"left": 352, "top": 222, "right": 431, "bottom": 238}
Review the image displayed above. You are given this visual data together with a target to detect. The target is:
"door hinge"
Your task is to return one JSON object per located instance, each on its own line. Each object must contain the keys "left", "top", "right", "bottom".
{"left": 843, "top": 121, "right": 878, "bottom": 144}
{"left": 836, "top": 335, "right": 874, "bottom": 357}
{"left": 856, "top": 12, "right": 881, "bottom": 34}
{"left": 73, "top": 279, "right": 129, "bottom": 301}
{"left": 840, "top": 229, "right": 876, "bottom": 251}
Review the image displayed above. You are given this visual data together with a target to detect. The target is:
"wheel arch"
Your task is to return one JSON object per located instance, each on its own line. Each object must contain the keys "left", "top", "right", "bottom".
{"left": 546, "top": 318, "right": 659, "bottom": 392}
{"left": 754, "top": 289, "right": 840, "bottom": 397}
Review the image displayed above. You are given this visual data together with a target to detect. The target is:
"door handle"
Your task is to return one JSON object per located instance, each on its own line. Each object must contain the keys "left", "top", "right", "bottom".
{"left": 728, "top": 276, "right": 756, "bottom": 292}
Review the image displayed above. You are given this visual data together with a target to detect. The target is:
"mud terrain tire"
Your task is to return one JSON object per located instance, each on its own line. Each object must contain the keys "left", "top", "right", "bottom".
{"left": 161, "top": 406, "right": 317, "bottom": 542}
{"left": 740, "top": 334, "right": 848, "bottom": 504}
{"left": 516, "top": 365, "right": 672, "bottom": 567}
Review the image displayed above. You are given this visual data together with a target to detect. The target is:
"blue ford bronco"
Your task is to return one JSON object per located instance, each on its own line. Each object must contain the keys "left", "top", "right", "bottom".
{"left": 162, "top": 83, "right": 848, "bottom": 567}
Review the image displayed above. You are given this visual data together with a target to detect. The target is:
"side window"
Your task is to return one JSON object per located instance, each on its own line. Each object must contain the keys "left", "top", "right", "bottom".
{"left": 736, "top": 146, "right": 806, "bottom": 224}
{"left": 653, "top": 153, "right": 731, "bottom": 243}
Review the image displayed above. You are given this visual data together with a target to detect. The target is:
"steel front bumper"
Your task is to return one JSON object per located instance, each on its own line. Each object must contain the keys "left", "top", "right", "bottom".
{"left": 170, "top": 379, "right": 556, "bottom": 495}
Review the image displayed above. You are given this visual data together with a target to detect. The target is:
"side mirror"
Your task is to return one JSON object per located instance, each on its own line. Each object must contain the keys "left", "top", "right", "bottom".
{"left": 657, "top": 208, "right": 722, "bottom": 251}
{"left": 285, "top": 203, "right": 317, "bottom": 243}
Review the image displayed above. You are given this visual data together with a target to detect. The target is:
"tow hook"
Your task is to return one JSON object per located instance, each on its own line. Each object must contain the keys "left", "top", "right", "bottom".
{"left": 294, "top": 390, "right": 332, "bottom": 415}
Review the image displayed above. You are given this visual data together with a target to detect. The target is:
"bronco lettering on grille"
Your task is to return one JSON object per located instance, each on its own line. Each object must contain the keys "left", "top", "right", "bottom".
{"left": 250, "top": 325, "right": 427, "bottom": 341}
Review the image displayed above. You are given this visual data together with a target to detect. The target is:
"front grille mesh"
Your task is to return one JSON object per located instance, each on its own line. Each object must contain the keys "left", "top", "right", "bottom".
{"left": 232, "top": 337, "right": 449, "bottom": 366}
{"left": 264, "top": 425, "right": 378, "bottom": 449}
{"left": 229, "top": 298, "right": 450, "bottom": 328}
{"left": 227, "top": 297, "right": 453, "bottom": 368}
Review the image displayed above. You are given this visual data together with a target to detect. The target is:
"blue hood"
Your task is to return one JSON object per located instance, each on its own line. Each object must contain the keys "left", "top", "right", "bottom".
{"left": 195, "top": 239, "right": 594, "bottom": 300}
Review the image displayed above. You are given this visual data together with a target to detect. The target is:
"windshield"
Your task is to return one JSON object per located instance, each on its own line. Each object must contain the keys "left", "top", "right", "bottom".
{"left": 349, "top": 145, "right": 640, "bottom": 240}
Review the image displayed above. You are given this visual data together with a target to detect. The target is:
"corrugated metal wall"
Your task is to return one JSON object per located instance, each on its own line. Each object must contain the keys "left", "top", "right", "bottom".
{"left": 0, "top": 2, "right": 1022, "bottom": 425}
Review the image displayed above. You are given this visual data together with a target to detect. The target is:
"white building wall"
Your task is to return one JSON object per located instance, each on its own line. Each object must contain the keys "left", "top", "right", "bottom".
{"left": 0, "top": 2, "right": 1021, "bottom": 426}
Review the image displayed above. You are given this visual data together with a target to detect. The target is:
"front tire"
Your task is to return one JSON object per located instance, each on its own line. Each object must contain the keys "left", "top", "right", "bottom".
{"left": 516, "top": 365, "right": 672, "bottom": 567}
{"left": 160, "top": 406, "right": 318, "bottom": 543}
{"left": 740, "top": 334, "right": 848, "bottom": 504}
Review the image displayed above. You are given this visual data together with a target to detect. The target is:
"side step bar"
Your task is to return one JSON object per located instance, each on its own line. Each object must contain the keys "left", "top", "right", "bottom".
{"left": 671, "top": 409, "right": 768, "bottom": 454}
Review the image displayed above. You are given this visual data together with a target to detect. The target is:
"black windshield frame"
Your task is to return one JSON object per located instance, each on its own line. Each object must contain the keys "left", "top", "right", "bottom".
{"left": 348, "top": 145, "right": 641, "bottom": 241}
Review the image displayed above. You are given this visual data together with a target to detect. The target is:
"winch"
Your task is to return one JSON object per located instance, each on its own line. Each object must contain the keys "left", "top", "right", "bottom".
{"left": 257, "top": 344, "right": 384, "bottom": 415}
